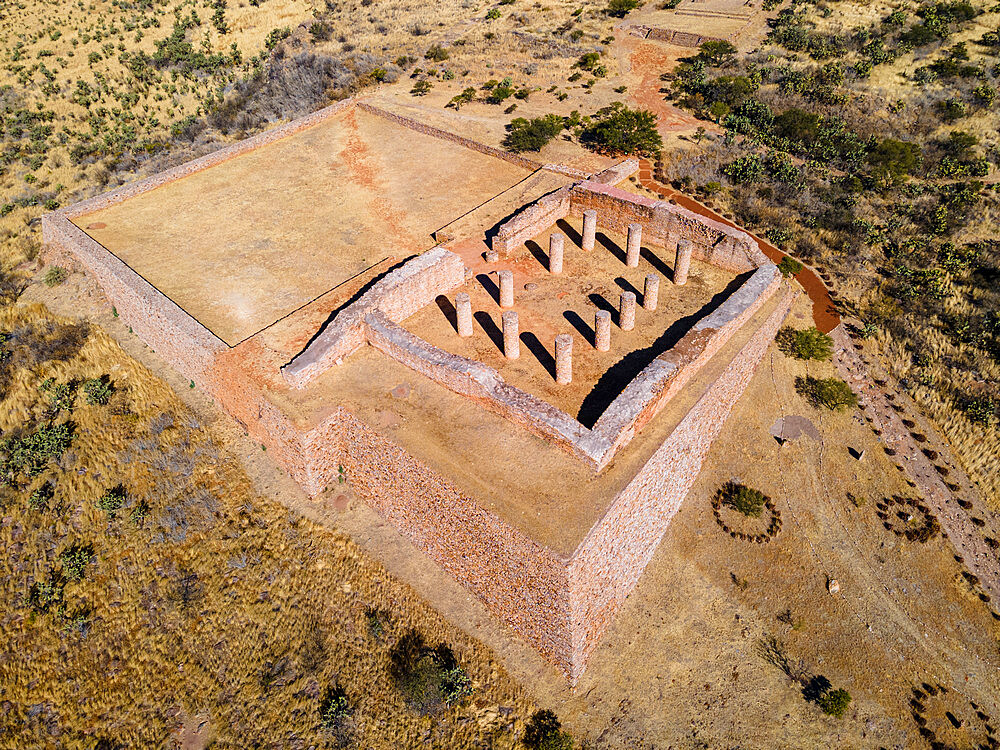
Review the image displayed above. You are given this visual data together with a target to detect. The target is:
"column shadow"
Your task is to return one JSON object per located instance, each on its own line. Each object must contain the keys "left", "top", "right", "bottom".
{"left": 588, "top": 293, "right": 619, "bottom": 325}
{"left": 525, "top": 239, "right": 549, "bottom": 271}
{"left": 435, "top": 295, "right": 458, "bottom": 333}
{"left": 597, "top": 232, "right": 626, "bottom": 263}
{"left": 614, "top": 276, "right": 643, "bottom": 301}
{"left": 556, "top": 218, "right": 582, "bottom": 247}
{"left": 474, "top": 311, "right": 504, "bottom": 353}
{"left": 521, "top": 332, "right": 556, "bottom": 378}
{"left": 476, "top": 273, "right": 501, "bottom": 306}
{"left": 563, "top": 310, "right": 595, "bottom": 346}
{"left": 641, "top": 247, "right": 673, "bottom": 280}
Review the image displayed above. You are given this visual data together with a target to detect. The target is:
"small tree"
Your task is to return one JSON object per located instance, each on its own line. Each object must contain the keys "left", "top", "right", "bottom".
{"left": 795, "top": 376, "right": 857, "bottom": 411}
{"left": 719, "top": 482, "right": 767, "bottom": 518}
{"left": 504, "top": 115, "right": 566, "bottom": 152}
{"left": 776, "top": 327, "right": 833, "bottom": 361}
{"left": 523, "top": 709, "right": 573, "bottom": 750}
{"left": 697, "top": 40, "right": 737, "bottom": 66}
{"left": 579, "top": 102, "right": 662, "bottom": 157}
{"left": 867, "top": 138, "right": 922, "bottom": 186}
{"left": 606, "top": 0, "right": 639, "bottom": 17}
{"left": 777, "top": 256, "right": 802, "bottom": 277}
{"left": 817, "top": 688, "right": 852, "bottom": 717}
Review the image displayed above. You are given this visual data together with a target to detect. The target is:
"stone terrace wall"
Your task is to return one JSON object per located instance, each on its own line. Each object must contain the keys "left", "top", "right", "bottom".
{"left": 334, "top": 407, "right": 575, "bottom": 673}
{"left": 567, "top": 287, "right": 796, "bottom": 680}
{"left": 282, "top": 247, "right": 465, "bottom": 389}
{"left": 42, "top": 214, "right": 226, "bottom": 382}
{"left": 357, "top": 102, "right": 542, "bottom": 172}
{"left": 568, "top": 181, "right": 769, "bottom": 272}
{"left": 592, "top": 265, "right": 780, "bottom": 460}
{"left": 491, "top": 187, "right": 571, "bottom": 257}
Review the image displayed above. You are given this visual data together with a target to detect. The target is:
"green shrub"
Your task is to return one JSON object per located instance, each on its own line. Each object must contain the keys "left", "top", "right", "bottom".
{"left": 523, "top": 709, "right": 573, "bottom": 749}
{"left": 719, "top": 482, "right": 767, "bottom": 518}
{"left": 579, "top": 102, "right": 662, "bottom": 157}
{"left": 28, "top": 571, "right": 65, "bottom": 614}
{"left": 308, "top": 22, "right": 331, "bottom": 41}
{"left": 319, "top": 684, "right": 351, "bottom": 730}
{"left": 1, "top": 422, "right": 75, "bottom": 483}
{"left": 486, "top": 7, "right": 502, "bottom": 19}
{"left": 43, "top": 266, "right": 68, "bottom": 287}
{"left": 59, "top": 543, "right": 93, "bottom": 581}
{"left": 795, "top": 376, "right": 858, "bottom": 411}
{"left": 39, "top": 378, "right": 77, "bottom": 411}
{"left": 389, "top": 629, "right": 474, "bottom": 712}
{"left": 776, "top": 327, "right": 833, "bottom": 360}
{"left": 97, "top": 485, "right": 127, "bottom": 516}
{"left": 504, "top": 114, "right": 566, "bottom": 152}
{"left": 816, "top": 686, "right": 851, "bottom": 717}
{"left": 777, "top": 256, "right": 803, "bottom": 277}
{"left": 425, "top": 44, "right": 449, "bottom": 61}
{"left": 606, "top": 0, "right": 639, "bottom": 17}
{"left": 410, "top": 79, "right": 432, "bottom": 95}
{"left": 28, "top": 482, "right": 54, "bottom": 511}
{"left": 82, "top": 377, "right": 113, "bottom": 406}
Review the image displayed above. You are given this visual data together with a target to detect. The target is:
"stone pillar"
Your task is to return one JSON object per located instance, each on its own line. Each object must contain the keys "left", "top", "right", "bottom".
{"left": 555, "top": 334, "right": 572, "bottom": 385}
{"left": 549, "top": 233, "right": 564, "bottom": 274}
{"left": 595, "top": 310, "right": 611, "bottom": 352}
{"left": 456, "top": 292, "right": 473, "bottom": 337}
{"left": 674, "top": 239, "right": 692, "bottom": 286}
{"left": 626, "top": 223, "right": 642, "bottom": 267}
{"left": 499, "top": 269, "right": 514, "bottom": 308}
{"left": 643, "top": 274, "right": 659, "bottom": 311}
{"left": 502, "top": 311, "right": 519, "bottom": 360}
{"left": 619, "top": 291, "right": 637, "bottom": 331}
{"left": 582, "top": 210, "right": 597, "bottom": 252}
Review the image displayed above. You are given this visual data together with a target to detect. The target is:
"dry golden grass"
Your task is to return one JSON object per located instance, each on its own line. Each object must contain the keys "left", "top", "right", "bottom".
{"left": 0, "top": 302, "right": 537, "bottom": 746}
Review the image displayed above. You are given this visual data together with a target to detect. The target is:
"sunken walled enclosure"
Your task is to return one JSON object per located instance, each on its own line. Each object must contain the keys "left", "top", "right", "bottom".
{"left": 43, "top": 97, "right": 794, "bottom": 683}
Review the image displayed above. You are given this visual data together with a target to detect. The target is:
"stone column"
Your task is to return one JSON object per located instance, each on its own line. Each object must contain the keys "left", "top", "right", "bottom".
{"left": 626, "top": 223, "right": 642, "bottom": 267}
{"left": 643, "top": 274, "right": 659, "bottom": 311}
{"left": 619, "top": 291, "right": 636, "bottom": 331}
{"left": 555, "top": 334, "right": 572, "bottom": 385}
{"left": 595, "top": 310, "right": 611, "bottom": 351}
{"left": 502, "top": 311, "right": 519, "bottom": 359}
{"left": 499, "top": 269, "right": 514, "bottom": 308}
{"left": 674, "top": 239, "right": 692, "bottom": 286}
{"left": 456, "top": 292, "right": 473, "bottom": 337}
{"left": 582, "top": 210, "right": 597, "bottom": 252}
{"left": 549, "top": 233, "right": 564, "bottom": 274}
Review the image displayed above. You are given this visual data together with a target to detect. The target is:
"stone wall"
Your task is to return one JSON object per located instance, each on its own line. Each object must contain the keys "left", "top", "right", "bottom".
{"left": 592, "top": 265, "right": 780, "bottom": 460}
{"left": 357, "top": 102, "right": 543, "bottom": 172}
{"left": 41, "top": 214, "right": 227, "bottom": 382}
{"left": 334, "top": 407, "right": 575, "bottom": 670}
{"left": 282, "top": 247, "right": 465, "bottom": 388}
{"left": 589, "top": 158, "right": 640, "bottom": 185}
{"left": 365, "top": 311, "right": 607, "bottom": 466}
{"left": 491, "top": 186, "right": 572, "bottom": 257}
{"left": 567, "top": 286, "right": 796, "bottom": 680}
{"left": 568, "top": 181, "right": 769, "bottom": 272}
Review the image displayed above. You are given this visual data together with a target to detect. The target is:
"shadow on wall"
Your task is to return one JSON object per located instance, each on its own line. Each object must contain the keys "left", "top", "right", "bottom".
{"left": 293, "top": 254, "right": 414, "bottom": 354}
{"left": 576, "top": 272, "right": 753, "bottom": 428}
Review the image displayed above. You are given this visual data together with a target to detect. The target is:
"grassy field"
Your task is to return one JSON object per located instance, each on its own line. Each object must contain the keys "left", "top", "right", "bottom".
{"left": 0, "top": 0, "right": 623, "bottom": 745}
{"left": 0, "top": 301, "right": 545, "bottom": 746}
{"left": 659, "top": 0, "right": 1000, "bottom": 506}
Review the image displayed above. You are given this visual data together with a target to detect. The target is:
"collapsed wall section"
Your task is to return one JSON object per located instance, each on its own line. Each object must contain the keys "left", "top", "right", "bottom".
{"left": 567, "top": 286, "right": 796, "bottom": 681}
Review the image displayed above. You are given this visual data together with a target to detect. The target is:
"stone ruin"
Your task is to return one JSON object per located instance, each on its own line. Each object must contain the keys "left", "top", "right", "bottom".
{"left": 42, "top": 97, "right": 796, "bottom": 683}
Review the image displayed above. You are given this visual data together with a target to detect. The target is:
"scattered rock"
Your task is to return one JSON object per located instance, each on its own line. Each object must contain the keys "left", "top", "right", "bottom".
{"left": 828, "top": 578, "right": 841, "bottom": 595}
{"left": 484, "top": 249, "right": 499, "bottom": 263}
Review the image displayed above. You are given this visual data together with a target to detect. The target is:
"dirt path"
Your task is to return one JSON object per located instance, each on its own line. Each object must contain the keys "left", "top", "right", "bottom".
{"left": 832, "top": 323, "right": 1000, "bottom": 609}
